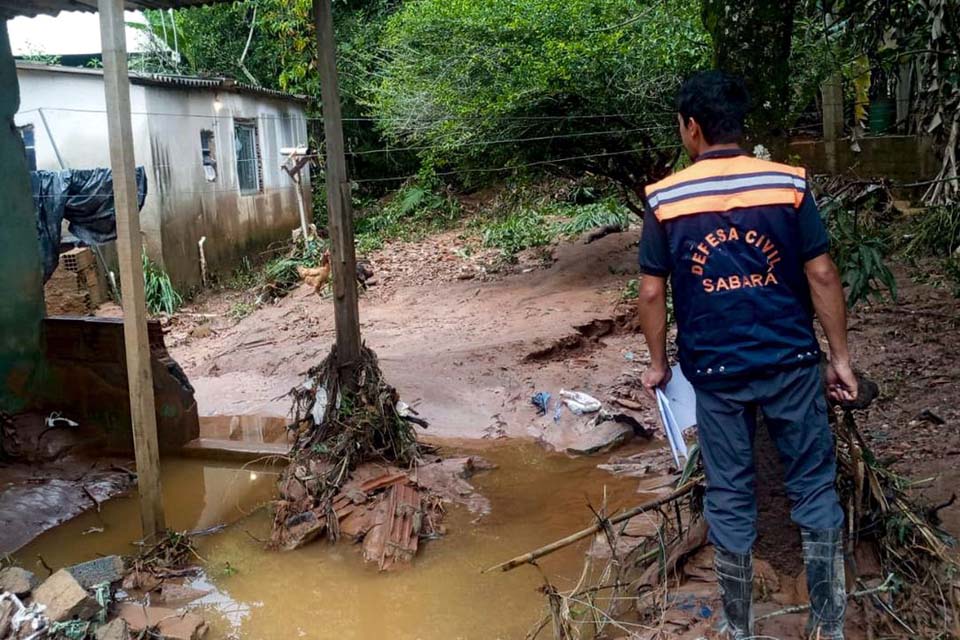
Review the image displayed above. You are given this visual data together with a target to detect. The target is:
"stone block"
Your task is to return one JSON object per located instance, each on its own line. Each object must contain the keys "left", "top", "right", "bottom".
{"left": 95, "top": 618, "right": 131, "bottom": 640}
{"left": 67, "top": 556, "right": 124, "bottom": 589}
{"left": 0, "top": 566, "right": 38, "bottom": 596}
{"left": 31, "top": 568, "right": 98, "bottom": 622}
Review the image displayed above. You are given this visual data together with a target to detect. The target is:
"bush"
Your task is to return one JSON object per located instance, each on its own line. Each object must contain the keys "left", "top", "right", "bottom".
{"left": 142, "top": 252, "right": 183, "bottom": 315}
{"left": 481, "top": 208, "right": 555, "bottom": 257}
{"left": 369, "top": 0, "right": 707, "bottom": 193}
{"left": 555, "top": 199, "right": 633, "bottom": 237}
{"left": 354, "top": 172, "right": 461, "bottom": 252}
{"left": 824, "top": 207, "right": 897, "bottom": 307}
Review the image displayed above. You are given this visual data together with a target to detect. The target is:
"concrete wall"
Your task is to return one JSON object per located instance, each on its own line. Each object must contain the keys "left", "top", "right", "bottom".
{"left": 14, "top": 64, "right": 310, "bottom": 290}
{"left": 142, "top": 87, "right": 310, "bottom": 288}
{"left": 15, "top": 65, "right": 153, "bottom": 268}
{"left": 0, "top": 23, "right": 46, "bottom": 413}
{"left": 42, "top": 317, "right": 199, "bottom": 454}
{"left": 788, "top": 135, "right": 940, "bottom": 184}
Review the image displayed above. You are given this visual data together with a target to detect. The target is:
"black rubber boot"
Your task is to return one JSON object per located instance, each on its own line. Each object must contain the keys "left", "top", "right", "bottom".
{"left": 714, "top": 546, "right": 754, "bottom": 639}
{"left": 801, "top": 528, "right": 846, "bottom": 640}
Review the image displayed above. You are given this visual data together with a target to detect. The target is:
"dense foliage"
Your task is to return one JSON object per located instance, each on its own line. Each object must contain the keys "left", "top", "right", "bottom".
{"left": 367, "top": 0, "right": 710, "bottom": 204}
{"left": 702, "top": 0, "right": 798, "bottom": 135}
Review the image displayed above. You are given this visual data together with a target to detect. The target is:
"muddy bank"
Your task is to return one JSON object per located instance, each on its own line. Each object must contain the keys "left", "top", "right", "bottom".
{"left": 0, "top": 412, "right": 136, "bottom": 556}
{"left": 169, "top": 230, "right": 647, "bottom": 442}
{"left": 13, "top": 440, "right": 653, "bottom": 640}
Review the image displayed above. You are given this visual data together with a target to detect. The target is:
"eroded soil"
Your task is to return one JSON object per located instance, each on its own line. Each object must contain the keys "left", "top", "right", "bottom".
{"left": 168, "top": 229, "right": 656, "bottom": 444}
{"left": 157, "top": 226, "right": 960, "bottom": 638}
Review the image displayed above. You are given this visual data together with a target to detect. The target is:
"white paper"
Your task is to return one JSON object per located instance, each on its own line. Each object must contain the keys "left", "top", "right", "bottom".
{"left": 656, "top": 388, "right": 688, "bottom": 466}
{"left": 663, "top": 364, "right": 697, "bottom": 431}
{"left": 655, "top": 364, "right": 696, "bottom": 467}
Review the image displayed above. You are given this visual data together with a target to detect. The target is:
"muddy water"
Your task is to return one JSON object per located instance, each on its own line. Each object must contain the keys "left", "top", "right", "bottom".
{"left": 15, "top": 440, "right": 647, "bottom": 640}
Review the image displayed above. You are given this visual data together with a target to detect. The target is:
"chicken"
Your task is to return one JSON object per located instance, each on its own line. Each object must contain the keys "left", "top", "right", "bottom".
{"left": 297, "top": 250, "right": 331, "bottom": 295}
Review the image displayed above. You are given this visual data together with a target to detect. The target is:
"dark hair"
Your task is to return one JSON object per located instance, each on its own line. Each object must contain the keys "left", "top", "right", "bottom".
{"left": 676, "top": 71, "right": 750, "bottom": 145}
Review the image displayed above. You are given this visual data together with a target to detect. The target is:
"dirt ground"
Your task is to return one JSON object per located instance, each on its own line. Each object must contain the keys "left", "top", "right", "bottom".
{"left": 168, "top": 228, "right": 656, "bottom": 442}
{"left": 162, "top": 224, "right": 960, "bottom": 637}
{"left": 169, "top": 227, "right": 960, "bottom": 476}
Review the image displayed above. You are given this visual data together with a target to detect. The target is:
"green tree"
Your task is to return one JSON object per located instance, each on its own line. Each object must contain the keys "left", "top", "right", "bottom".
{"left": 701, "top": 0, "right": 799, "bottom": 136}
{"left": 166, "top": 0, "right": 412, "bottom": 183}
{"left": 368, "top": 0, "right": 709, "bottom": 209}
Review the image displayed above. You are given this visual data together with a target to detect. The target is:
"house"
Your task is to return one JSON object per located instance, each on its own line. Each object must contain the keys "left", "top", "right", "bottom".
{"left": 15, "top": 61, "right": 312, "bottom": 289}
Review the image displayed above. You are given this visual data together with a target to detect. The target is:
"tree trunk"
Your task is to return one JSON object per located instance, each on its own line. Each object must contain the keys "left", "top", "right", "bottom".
{"left": 701, "top": 0, "right": 798, "bottom": 138}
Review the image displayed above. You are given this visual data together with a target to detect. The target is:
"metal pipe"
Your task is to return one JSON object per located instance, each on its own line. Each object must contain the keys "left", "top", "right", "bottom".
{"left": 37, "top": 108, "right": 65, "bottom": 170}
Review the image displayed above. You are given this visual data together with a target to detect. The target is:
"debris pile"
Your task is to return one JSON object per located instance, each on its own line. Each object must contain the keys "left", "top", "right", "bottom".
{"left": 527, "top": 384, "right": 653, "bottom": 456}
{"left": 0, "top": 532, "right": 212, "bottom": 640}
{"left": 271, "top": 345, "right": 468, "bottom": 569}
{"left": 498, "top": 404, "right": 958, "bottom": 639}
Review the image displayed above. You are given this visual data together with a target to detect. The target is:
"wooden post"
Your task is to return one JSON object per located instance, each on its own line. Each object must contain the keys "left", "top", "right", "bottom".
{"left": 314, "top": 0, "right": 362, "bottom": 381}
{"left": 98, "top": 0, "right": 165, "bottom": 538}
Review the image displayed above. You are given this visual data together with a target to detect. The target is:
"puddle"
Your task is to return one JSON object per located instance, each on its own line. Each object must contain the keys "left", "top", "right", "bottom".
{"left": 14, "top": 440, "right": 649, "bottom": 639}
{"left": 12, "top": 458, "right": 278, "bottom": 567}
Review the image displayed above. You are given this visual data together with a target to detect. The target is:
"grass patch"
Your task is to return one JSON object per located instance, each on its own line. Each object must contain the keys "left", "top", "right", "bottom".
{"left": 902, "top": 205, "right": 960, "bottom": 258}
{"left": 142, "top": 252, "right": 182, "bottom": 315}
{"left": 481, "top": 207, "right": 555, "bottom": 257}
{"left": 228, "top": 300, "right": 255, "bottom": 320}
{"left": 901, "top": 205, "right": 960, "bottom": 298}
{"left": 620, "top": 278, "right": 639, "bottom": 301}
{"left": 355, "top": 178, "right": 461, "bottom": 254}
{"left": 226, "top": 256, "right": 257, "bottom": 290}
{"left": 555, "top": 199, "right": 632, "bottom": 237}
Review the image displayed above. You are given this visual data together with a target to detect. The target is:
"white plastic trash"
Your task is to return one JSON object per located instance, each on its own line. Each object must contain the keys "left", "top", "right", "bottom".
{"left": 559, "top": 389, "right": 601, "bottom": 414}
{"left": 311, "top": 388, "right": 328, "bottom": 425}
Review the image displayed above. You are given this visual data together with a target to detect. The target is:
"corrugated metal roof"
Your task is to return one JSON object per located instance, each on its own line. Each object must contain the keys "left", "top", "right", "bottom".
{"left": 2, "top": 1, "right": 234, "bottom": 19}
{"left": 16, "top": 61, "right": 309, "bottom": 103}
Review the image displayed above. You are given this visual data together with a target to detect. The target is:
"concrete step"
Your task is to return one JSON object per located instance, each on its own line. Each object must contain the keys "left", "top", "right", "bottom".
{"left": 181, "top": 437, "right": 291, "bottom": 463}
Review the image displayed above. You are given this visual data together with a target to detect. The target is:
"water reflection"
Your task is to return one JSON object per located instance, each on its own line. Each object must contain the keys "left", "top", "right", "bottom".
{"left": 15, "top": 441, "right": 652, "bottom": 639}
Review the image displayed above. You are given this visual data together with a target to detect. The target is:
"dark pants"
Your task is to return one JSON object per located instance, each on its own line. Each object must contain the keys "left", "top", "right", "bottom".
{"left": 694, "top": 364, "right": 844, "bottom": 555}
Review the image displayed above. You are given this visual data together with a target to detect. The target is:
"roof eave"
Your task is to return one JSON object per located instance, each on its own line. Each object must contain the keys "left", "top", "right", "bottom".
{"left": 3, "top": 1, "right": 236, "bottom": 19}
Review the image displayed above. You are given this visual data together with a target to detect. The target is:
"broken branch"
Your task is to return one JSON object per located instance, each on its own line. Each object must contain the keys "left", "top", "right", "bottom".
{"left": 482, "top": 479, "right": 698, "bottom": 573}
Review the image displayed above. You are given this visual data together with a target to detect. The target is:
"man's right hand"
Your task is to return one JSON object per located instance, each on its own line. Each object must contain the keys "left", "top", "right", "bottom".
{"left": 641, "top": 365, "right": 672, "bottom": 400}
{"left": 826, "top": 358, "right": 858, "bottom": 403}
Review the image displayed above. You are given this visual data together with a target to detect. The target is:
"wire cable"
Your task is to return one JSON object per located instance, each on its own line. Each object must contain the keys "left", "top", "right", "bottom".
{"left": 346, "top": 124, "right": 674, "bottom": 157}
{"left": 352, "top": 144, "right": 683, "bottom": 184}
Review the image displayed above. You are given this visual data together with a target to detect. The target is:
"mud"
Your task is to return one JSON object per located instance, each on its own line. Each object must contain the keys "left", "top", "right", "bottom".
{"left": 14, "top": 441, "right": 649, "bottom": 640}
{"left": 0, "top": 412, "right": 135, "bottom": 555}
{"left": 170, "top": 230, "right": 650, "bottom": 446}
{"left": 0, "top": 460, "right": 133, "bottom": 555}
{"left": 523, "top": 313, "right": 631, "bottom": 363}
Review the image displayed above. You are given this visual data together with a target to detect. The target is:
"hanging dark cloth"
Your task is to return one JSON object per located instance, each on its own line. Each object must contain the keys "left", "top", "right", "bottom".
{"left": 32, "top": 167, "right": 148, "bottom": 282}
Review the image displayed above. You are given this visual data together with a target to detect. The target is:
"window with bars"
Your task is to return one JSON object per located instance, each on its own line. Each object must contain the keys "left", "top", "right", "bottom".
{"left": 234, "top": 120, "right": 262, "bottom": 194}
{"left": 19, "top": 125, "right": 36, "bottom": 172}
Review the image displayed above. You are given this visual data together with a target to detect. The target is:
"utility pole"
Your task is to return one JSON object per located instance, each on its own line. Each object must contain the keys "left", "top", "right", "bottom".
{"left": 99, "top": 0, "right": 165, "bottom": 539}
{"left": 313, "top": 0, "right": 362, "bottom": 382}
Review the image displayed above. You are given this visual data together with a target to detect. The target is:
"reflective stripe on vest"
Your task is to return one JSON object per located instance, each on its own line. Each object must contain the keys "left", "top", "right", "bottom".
{"left": 646, "top": 156, "right": 806, "bottom": 221}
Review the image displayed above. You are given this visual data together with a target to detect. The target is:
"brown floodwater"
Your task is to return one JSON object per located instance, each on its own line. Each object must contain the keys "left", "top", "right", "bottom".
{"left": 14, "top": 439, "right": 650, "bottom": 639}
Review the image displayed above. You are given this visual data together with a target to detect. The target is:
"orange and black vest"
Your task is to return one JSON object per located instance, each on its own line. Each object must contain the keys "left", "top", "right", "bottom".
{"left": 644, "top": 149, "right": 821, "bottom": 384}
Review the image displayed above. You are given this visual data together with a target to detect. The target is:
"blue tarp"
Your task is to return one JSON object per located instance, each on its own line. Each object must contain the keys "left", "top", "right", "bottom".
{"left": 32, "top": 167, "right": 148, "bottom": 282}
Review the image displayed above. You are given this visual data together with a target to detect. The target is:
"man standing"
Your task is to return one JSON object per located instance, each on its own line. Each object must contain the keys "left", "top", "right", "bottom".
{"left": 636, "top": 71, "right": 857, "bottom": 640}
